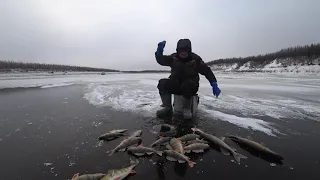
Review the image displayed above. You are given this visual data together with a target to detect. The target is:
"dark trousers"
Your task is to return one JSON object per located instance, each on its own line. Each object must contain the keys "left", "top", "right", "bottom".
{"left": 157, "top": 78, "right": 199, "bottom": 98}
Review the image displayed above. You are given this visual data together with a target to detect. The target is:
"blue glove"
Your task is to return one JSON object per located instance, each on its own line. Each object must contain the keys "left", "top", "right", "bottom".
{"left": 210, "top": 82, "right": 221, "bottom": 97}
{"left": 155, "top": 40, "right": 166, "bottom": 56}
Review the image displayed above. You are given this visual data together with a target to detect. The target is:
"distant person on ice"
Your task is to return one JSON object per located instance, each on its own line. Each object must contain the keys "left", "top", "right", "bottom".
{"left": 155, "top": 39, "right": 221, "bottom": 119}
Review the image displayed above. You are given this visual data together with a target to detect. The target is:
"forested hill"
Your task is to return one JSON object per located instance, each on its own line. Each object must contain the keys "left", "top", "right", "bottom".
{"left": 207, "top": 43, "right": 320, "bottom": 73}
{"left": 0, "top": 60, "right": 119, "bottom": 73}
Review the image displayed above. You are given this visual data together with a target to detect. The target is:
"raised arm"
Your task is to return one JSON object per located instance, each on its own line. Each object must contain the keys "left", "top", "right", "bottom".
{"left": 155, "top": 41, "right": 173, "bottom": 66}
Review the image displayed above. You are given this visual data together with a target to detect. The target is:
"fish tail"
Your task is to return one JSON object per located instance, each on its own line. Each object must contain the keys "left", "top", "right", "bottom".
{"left": 188, "top": 161, "right": 196, "bottom": 168}
{"left": 233, "top": 152, "right": 247, "bottom": 163}
{"left": 130, "top": 158, "right": 139, "bottom": 166}
{"left": 71, "top": 173, "right": 79, "bottom": 179}
{"left": 155, "top": 151, "right": 163, "bottom": 156}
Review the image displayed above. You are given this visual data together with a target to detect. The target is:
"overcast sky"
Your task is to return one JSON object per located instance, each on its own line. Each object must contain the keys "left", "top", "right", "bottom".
{"left": 0, "top": 0, "right": 319, "bottom": 70}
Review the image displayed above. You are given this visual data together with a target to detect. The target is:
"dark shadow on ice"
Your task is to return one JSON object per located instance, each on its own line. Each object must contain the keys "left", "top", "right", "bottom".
{"left": 173, "top": 162, "right": 188, "bottom": 177}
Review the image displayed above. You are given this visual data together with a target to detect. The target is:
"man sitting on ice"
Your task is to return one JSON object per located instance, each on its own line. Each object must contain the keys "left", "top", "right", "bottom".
{"left": 155, "top": 39, "right": 221, "bottom": 119}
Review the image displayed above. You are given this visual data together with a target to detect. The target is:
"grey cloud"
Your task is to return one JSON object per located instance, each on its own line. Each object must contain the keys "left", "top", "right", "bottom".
{"left": 0, "top": 0, "right": 319, "bottom": 70}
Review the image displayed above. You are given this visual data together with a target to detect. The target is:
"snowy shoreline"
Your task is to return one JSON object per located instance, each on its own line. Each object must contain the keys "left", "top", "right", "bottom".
{"left": 210, "top": 59, "right": 320, "bottom": 74}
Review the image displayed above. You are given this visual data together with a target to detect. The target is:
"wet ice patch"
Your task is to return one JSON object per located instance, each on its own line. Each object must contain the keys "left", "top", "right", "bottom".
{"left": 202, "top": 109, "right": 278, "bottom": 136}
{"left": 40, "top": 82, "right": 74, "bottom": 89}
{"left": 201, "top": 94, "right": 320, "bottom": 122}
{"left": 84, "top": 83, "right": 160, "bottom": 115}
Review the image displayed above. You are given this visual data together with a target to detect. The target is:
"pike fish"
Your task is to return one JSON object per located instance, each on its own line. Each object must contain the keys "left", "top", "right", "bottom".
{"left": 191, "top": 128, "right": 247, "bottom": 163}
{"left": 128, "top": 130, "right": 142, "bottom": 138}
{"left": 227, "top": 135, "right": 284, "bottom": 160}
{"left": 109, "top": 137, "right": 141, "bottom": 156}
{"left": 99, "top": 132, "right": 125, "bottom": 140}
{"left": 184, "top": 139, "right": 208, "bottom": 146}
{"left": 71, "top": 173, "right": 105, "bottom": 180}
{"left": 127, "top": 145, "right": 163, "bottom": 156}
{"left": 101, "top": 159, "right": 139, "bottom": 180}
{"left": 184, "top": 143, "right": 210, "bottom": 153}
{"left": 164, "top": 150, "right": 196, "bottom": 167}
{"left": 169, "top": 138, "right": 184, "bottom": 154}
{"left": 150, "top": 136, "right": 171, "bottom": 147}
{"left": 178, "top": 134, "right": 200, "bottom": 142}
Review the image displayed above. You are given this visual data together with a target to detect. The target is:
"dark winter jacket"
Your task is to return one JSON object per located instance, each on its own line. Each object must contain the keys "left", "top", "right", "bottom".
{"left": 155, "top": 39, "right": 217, "bottom": 84}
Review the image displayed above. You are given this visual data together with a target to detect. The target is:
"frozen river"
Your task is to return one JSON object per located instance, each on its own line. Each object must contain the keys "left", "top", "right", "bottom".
{"left": 0, "top": 72, "right": 319, "bottom": 179}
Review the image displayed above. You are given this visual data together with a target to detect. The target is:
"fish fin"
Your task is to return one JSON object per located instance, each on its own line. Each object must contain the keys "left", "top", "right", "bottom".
{"left": 138, "top": 144, "right": 143, "bottom": 147}
{"left": 233, "top": 152, "right": 247, "bottom": 163}
{"left": 185, "top": 150, "right": 191, "bottom": 153}
{"left": 130, "top": 170, "right": 136, "bottom": 174}
{"left": 220, "top": 147, "right": 230, "bottom": 155}
{"left": 260, "top": 142, "right": 267, "bottom": 147}
{"left": 109, "top": 150, "right": 115, "bottom": 156}
{"left": 246, "top": 136, "right": 253, "bottom": 140}
{"left": 156, "top": 151, "right": 163, "bottom": 156}
{"left": 193, "top": 149, "right": 204, "bottom": 153}
{"left": 219, "top": 137, "right": 225, "bottom": 141}
{"left": 134, "top": 153, "right": 145, "bottom": 156}
{"left": 146, "top": 152, "right": 154, "bottom": 155}
{"left": 72, "top": 173, "right": 79, "bottom": 179}
{"left": 118, "top": 148, "right": 126, "bottom": 152}
{"left": 166, "top": 144, "right": 172, "bottom": 150}
{"left": 166, "top": 156, "right": 176, "bottom": 161}
{"left": 188, "top": 161, "right": 196, "bottom": 168}
{"left": 159, "top": 136, "right": 164, "bottom": 139}
{"left": 178, "top": 160, "right": 185, "bottom": 163}
{"left": 130, "top": 158, "right": 139, "bottom": 165}
{"left": 124, "top": 137, "right": 129, "bottom": 140}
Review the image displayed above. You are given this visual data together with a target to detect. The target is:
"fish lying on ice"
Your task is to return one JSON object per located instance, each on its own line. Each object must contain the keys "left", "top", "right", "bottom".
{"left": 99, "top": 132, "right": 125, "bottom": 140}
{"left": 150, "top": 136, "right": 171, "bottom": 147}
{"left": 164, "top": 150, "right": 196, "bottom": 167}
{"left": 109, "top": 129, "right": 128, "bottom": 134}
{"left": 184, "top": 143, "right": 210, "bottom": 153}
{"left": 169, "top": 138, "right": 184, "bottom": 154}
{"left": 178, "top": 134, "right": 200, "bottom": 142}
{"left": 128, "top": 130, "right": 142, "bottom": 138}
{"left": 191, "top": 128, "right": 247, "bottom": 163}
{"left": 71, "top": 173, "right": 105, "bottom": 180}
{"left": 109, "top": 137, "right": 142, "bottom": 156}
{"left": 127, "top": 145, "right": 163, "bottom": 156}
{"left": 101, "top": 159, "right": 139, "bottom": 180}
{"left": 227, "top": 135, "right": 284, "bottom": 160}
{"left": 184, "top": 139, "right": 208, "bottom": 146}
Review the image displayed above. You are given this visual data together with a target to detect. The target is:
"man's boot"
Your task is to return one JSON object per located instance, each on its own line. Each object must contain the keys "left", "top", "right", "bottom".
{"left": 183, "top": 97, "right": 193, "bottom": 119}
{"left": 156, "top": 94, "right": 173, "bottom": 119}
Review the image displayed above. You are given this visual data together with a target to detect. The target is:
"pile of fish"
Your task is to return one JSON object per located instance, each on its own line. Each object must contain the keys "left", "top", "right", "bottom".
{"left": 72, "top": 125, "right": 284, "bottom": 180}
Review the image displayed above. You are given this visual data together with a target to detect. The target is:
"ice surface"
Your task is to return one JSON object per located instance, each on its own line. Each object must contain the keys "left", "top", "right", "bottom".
{"left": 2, "top": 72, "right": 319, "bottom": 136}
{"left": 202, "top": 108, "right": 277, "bottom": 136}
{"left": 40, "top": 82, "right": 74, "bottom": 88}
{"left": 44, "top": 163, "right": 53, "bottom": 166}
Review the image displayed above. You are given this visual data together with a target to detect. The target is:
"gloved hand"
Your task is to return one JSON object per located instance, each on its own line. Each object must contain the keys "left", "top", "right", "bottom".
{"left": 210, "top": 82, "right": 221, "bottom": 97}
{"left": 155, "top": 40, "right": 166, "bottom": 56}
